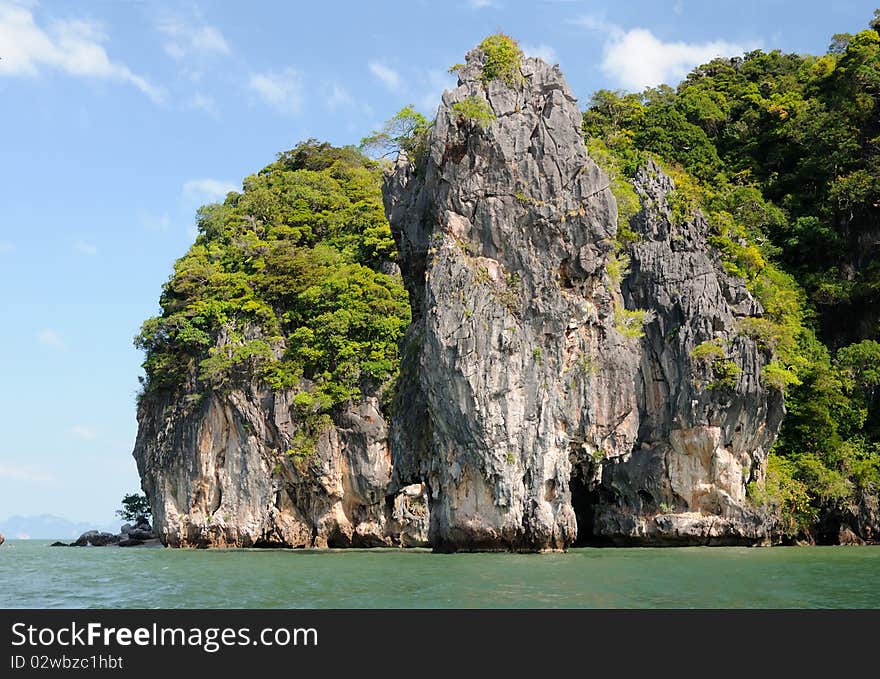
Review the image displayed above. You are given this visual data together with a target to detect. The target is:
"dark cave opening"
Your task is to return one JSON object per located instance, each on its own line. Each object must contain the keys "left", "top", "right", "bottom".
{"left": 570, "top": 465, "right": 603, "bottom": 547}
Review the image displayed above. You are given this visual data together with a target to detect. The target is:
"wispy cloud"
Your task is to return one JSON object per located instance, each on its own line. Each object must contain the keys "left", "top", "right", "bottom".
{"left": 183, "top": 178, "right": 238, "bottom": 203}
{"left": 369, "top": 61, "right": 402, "bottom": 92}
{"left": 0, "top": 461, "right": 57, "bottom": 485}
{"left": 468, "top": 0, "right": 495, "bottom": 8}
{"left": 0, "top": 241, "right": 14, "bottom": 254}
{"left": 70, "top": 425, "right": 97, "bottom": 441}
{"left": 570, "top": 15, "right": 620, "bottom": 35}
{"left": 522, "top": 43, "right": 558, "bottom": 64}
{"left": 572, "top": 15, "right": 757, "bottom": 90}
{"left": 322, "top": 81, "right": 354, "bottom": 112}
{"left": 157, "top": 18, "right": 230, "bottom": 61}
{"left": 73, "top": 240, "right": 97, "bottom": 256}
{"left": 0, "top": 3, "right": 165, "bottom": 102}
{"left": 37, "top": 329, "right": 65, "bottom": 350}
{"left": 248, "top": 68, "right": 303, "bottom": 115}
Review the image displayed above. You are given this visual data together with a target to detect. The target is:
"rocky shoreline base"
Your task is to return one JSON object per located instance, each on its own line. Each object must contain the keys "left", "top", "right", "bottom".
{"left": 50, "top": 520, "right": 162, "bottom": 548}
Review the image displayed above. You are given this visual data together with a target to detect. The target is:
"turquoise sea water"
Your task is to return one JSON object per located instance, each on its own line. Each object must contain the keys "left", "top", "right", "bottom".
{"left": 1, "top": 540, "right": 878, "bottom": 608}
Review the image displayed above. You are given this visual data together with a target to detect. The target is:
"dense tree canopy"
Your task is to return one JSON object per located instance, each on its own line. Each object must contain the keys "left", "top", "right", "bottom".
{"left": 116, "top": 493, "right": 151, "bottom": 524}
{"left": 136, "top": 141, "right": 410, "bottom": 419}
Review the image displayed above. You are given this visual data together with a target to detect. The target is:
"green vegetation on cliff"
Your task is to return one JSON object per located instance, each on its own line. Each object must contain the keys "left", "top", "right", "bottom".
{"left": 477, "top": 33, "right": 524, "bottom": 87}
{"left": 136, "top": 141, "right": 411, "bottom": 417}
{"left": 582, "top": 11, "right": 880, "bottom": 539}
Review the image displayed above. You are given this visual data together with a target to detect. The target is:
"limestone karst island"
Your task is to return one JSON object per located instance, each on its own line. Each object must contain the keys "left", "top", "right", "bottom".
{"left": 129, "top": 29, "right": 880, "bottom": 552}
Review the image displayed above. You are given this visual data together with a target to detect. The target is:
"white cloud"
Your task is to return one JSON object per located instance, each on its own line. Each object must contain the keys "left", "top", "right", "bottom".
{"left": 73, "top": 240, "right": 97, "bottom": 256}
{"left": 570, "top": 15, "right": 620, "bottom": 35}
{"left": 469, "top": 0, "right": 495, "bottom": 8}
{"left": 522, "top": 43, "right": 558, "bottom": 64}
{"left": 37, "top": 329, "right": 65, "bottom": 350}
{"left": 70, "top": 425, "right": 97, "bottom": 440}
{"left": 157, "top": 18, "right": 230, "bottom": 61}
{"left": 0, "top": 3, "right": 165, "bottom": 102}
{"left": 0, "top": 461, "right": 57, "bottom": 485}
{"left": 603, "top": 30, "right": 756, "bottom": 90}
{"left": 573, "top": 15, "right": 757, "bottom": 90}
{"left": 183, "top": 178, "right": 238, "bottom": 203}
{"left": 369, "top": 61, "right": 402, "bottom": 92}
{"left": 0, "top": 241, "right": 14, "bottom": 254}
{"left": 248, "top": 68, "right": 303, "bottom": 115}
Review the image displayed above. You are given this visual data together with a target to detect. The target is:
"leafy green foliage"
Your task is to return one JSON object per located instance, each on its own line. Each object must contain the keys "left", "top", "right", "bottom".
{"left": 136, "top": 140, "right": 411, "bottom": 420}
{"left": 116, "top": 493, "right": 151, "bottom": 524}
{"left": 709, "top": 360, "right": 742, "bottom": 391}
{"left": 761, "top": 361, "right": 802, "bottom": 392}
{"left": 631, "top": 28, "right": 880, "bottom": 343}
{"left": 286, "top": 414, "right": 333, "bottom": 466}
{"left": 360, "top": 106, "right": 432, "bottom": 164}
{"left": 585, "top": 137, "right": 640, "bottom": 242}
{"left": 605, "top": 250, "right": 630, "bottom": 286}
{"left": 478, "top": 33, "right": 524, "bottom": 87}
{"left": 836, "top": 340, "right": 880, "bottom": 438}
{"left": 747, "top": 455, "right": 816, "bottom": 535}
{"left": 690, "top": 341, "right": 744, "bottom": 390}
{"left": 613, "top": 303, "right": 652, "bottom": 340}
{"left": 452, "top": 96, "right": 496, "bottom": 128}
{"left": 690, "top": 339, "right": 726, "bottom": 365}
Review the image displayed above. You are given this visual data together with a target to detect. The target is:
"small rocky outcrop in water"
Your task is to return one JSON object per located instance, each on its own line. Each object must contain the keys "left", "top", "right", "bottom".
{"left": 53, "top": 520, "right": 161, "bottom": 547}
{"left": 120, "top": 521, "right": 157, "bottom": 541}
{"left": 0, "top": 532, "right": 4, "bottom": 546}
{"left": 383, "top": 45, "right": 783, "bottom": 549}
{"left": 72, "top": 531, "right": 120, "bottom": 547}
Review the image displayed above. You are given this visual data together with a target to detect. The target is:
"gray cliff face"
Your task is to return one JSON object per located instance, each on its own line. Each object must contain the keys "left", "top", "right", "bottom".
{"left": 591, "top": 161, "right": 785, "bottom": 545}
{"left": 384, "top": 50, "right": 784, "bottom": 549}
{"left": 134, "top": 380, "right": 428, "bottom": 548}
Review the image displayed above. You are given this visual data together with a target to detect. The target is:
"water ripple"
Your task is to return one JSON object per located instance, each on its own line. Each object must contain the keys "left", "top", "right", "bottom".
{"left": 0, "top": 542, "right": 878, "bottom": 608}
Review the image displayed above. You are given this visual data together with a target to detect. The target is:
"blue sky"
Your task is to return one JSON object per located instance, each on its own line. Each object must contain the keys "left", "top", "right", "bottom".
{"left": 1, "top": 0, "right": 876, "bottom": 526}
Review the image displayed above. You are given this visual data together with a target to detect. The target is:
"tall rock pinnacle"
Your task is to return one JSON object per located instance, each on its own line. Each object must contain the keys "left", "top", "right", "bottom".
{"left": 384, "top": 39, "right": 783, "bottom": 550}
